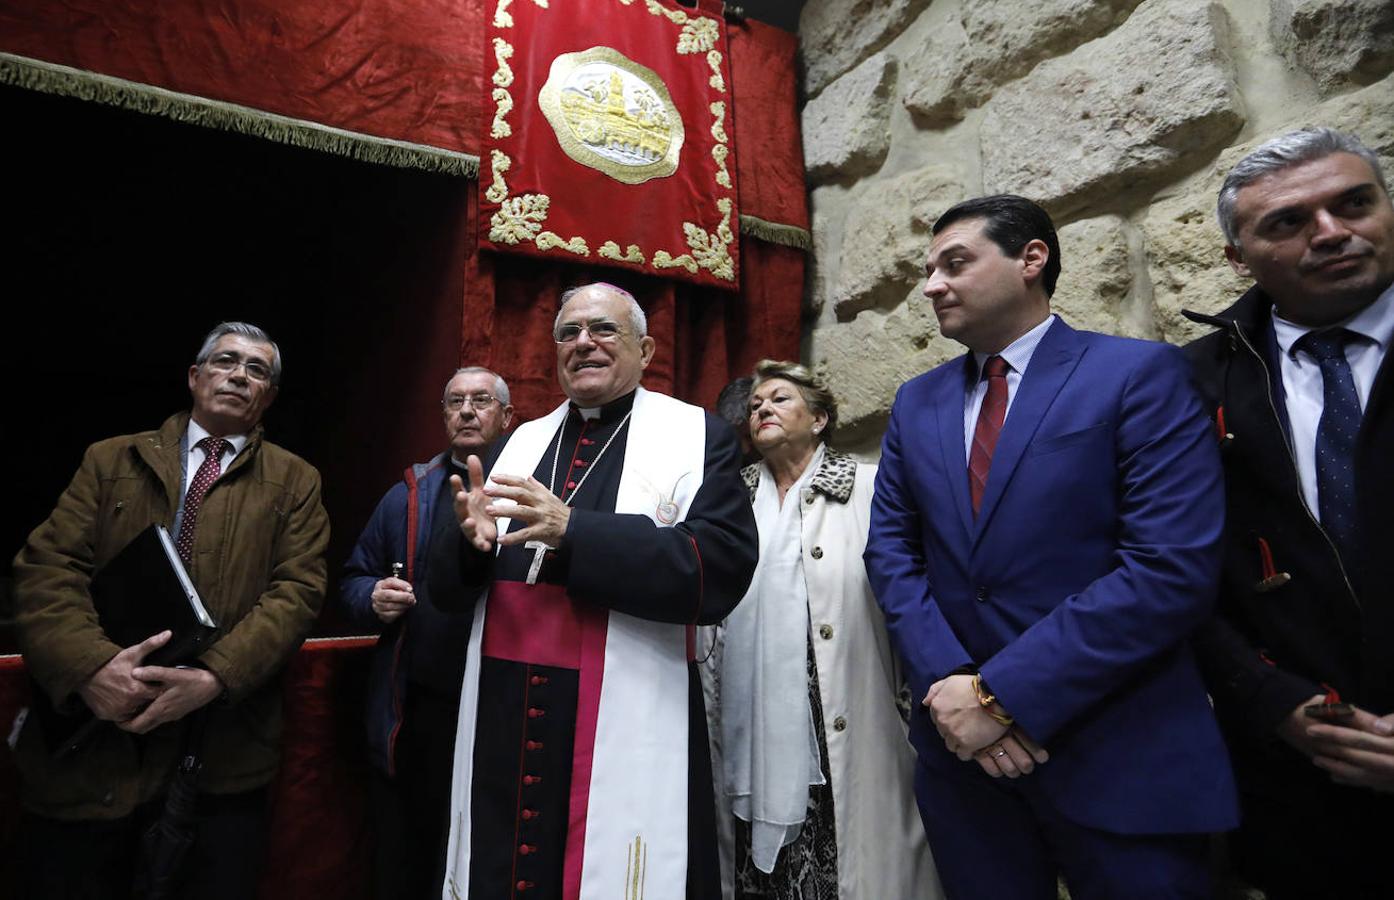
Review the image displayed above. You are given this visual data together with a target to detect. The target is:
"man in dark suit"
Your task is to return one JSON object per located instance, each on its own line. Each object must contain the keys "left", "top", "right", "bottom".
{"left": 865, "top": 195, "right": 1238, "bottom": 899}
{"left": 1184, "top": 127, "right": 1394, "bottom": 899}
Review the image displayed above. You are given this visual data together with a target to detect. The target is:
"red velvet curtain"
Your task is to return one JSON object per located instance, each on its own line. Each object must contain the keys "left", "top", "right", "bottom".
{"left": 0, "top": 0, "right": 484, "bottom": 153}
{"left": 0, "top": 0, "right": 807, "bottom": 413}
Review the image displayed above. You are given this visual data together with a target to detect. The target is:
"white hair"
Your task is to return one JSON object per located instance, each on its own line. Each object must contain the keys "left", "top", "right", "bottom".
{"left": 445, "top": 367, "right": 510, "bottom": 406}
{"left": 554, "top": 282, "right": 648, "bottom": 338}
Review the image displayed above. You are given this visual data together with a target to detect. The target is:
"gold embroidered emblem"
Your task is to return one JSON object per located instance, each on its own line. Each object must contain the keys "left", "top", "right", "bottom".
{"left": 539, "top": 46, "right": 685, "bottom": 186}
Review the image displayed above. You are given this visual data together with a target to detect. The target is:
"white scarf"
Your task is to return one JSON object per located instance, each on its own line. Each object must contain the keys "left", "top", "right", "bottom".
{"left": 721, "top": 443, "right": 826, "bottom": 873}
{"left": 443, "top": 387, "right": 706, "bottom": 900}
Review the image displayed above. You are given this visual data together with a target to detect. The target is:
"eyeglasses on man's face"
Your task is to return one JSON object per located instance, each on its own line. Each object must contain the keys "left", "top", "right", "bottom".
{"left": 204, "top": 351, "right": 274, "bottom": 383}
{"left": 444, "top": 393, "right": 501, "bottom": 412}
{"left": 554, "top": 320, "right": 627, "bottom": 344}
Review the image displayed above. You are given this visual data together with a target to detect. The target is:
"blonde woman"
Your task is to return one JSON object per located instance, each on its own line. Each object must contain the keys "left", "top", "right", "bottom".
{"left": 719, "top": 360, "right": 942, "bottom": 900}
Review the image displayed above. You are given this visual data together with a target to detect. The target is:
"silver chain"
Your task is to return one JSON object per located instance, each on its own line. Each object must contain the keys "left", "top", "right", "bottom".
{"left": 547, "top": 410, "right": 633, "bottom": 506}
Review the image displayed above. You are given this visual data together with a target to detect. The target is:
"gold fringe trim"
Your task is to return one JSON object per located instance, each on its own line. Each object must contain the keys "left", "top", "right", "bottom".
{"left": 0, "top": 52, "right": 480, "bottom": 178}
{"left": 0, "top": 54, "right": 817, "bottom": 247}
{"left": 738, "top": 214, "right": 810, "bottom": 250}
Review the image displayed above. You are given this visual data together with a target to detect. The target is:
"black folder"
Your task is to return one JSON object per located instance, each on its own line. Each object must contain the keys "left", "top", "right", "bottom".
{"left": 90, "top": 523, "right": 218, "bottom": 667}
{"left": 35, "top": 523, "right": 218, "bottom": 758}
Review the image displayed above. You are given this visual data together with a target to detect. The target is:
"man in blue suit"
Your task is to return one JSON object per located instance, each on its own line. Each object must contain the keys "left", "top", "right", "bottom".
{"left": 865, "top": 195, "right": 1238, "bottom": 899}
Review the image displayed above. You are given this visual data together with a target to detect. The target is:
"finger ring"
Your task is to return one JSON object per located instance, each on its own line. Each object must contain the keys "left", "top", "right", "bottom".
{"left": 992, "top": 746, "right": 1007, "bottom": 758}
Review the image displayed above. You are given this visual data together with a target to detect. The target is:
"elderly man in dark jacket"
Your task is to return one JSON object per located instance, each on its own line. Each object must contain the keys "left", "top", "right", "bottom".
{"left": 339, "top": 366, "right": 512, "bottom": 900}
{"left": 12, "top": 321, "right": 330, "bottom": 900}
{"left": 1184, "top": 127, "right": 1394, "bottom": 899}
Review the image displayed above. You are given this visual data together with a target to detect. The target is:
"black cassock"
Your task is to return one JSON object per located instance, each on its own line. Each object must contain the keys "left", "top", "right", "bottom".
{"left": 430, "top": 389, "right": 757, "bottom": 900}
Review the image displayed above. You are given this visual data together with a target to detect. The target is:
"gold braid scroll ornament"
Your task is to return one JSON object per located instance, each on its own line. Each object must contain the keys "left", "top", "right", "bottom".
{"left": 706, "top": 50, "right": 724, "bottom": 91}
{"left": 491, "top": 88, "right": 513, "bottom": 139}
{"left": 536, "top": 231, "right": 589, "bottom": 255}
{"left": 713, "top": 144, "right": 730, "bottom": 189}
{"left": 644, "top": 0, "right": 688, "bottom": 24}
{"left": 709, "top": 101, "right": 730, "bottom": 189}
{"left": 709, "top": 102, "right": 729, "bottom": 143}
{"left": 492, "top": 38, "right": 514, "bottom": 87}
{"left": 600, "top": 242, "right": 646, "bottom": 264}
{"left": 485, "top": 149, "right": 510, "bottom": 203}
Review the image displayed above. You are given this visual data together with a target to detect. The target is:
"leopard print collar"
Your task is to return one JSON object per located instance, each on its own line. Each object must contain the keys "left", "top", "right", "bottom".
{"left": 741, "top": 447, "right": 857, "bottom": 504}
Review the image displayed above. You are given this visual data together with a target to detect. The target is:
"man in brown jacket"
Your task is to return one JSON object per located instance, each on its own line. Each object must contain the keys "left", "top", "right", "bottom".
{"left": 12, "top": 321, "right": 330, "bottom": 899}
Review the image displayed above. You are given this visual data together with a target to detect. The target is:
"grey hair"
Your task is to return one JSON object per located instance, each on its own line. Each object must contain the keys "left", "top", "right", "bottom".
{"left": 554, "top": 282, "right": 648, "bottom": 338}
{"left": 194, "top": 322, "right": 282, "bottom": 385}
{"left": 445, "top": 366, "right": 511, "bottom": 406}
{"left": 1218, "top": 127, "right": 1389, "bottom": 246}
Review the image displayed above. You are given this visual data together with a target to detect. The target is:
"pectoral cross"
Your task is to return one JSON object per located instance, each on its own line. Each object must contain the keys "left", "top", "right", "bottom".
{"left": 525, "top": 540, "right": 554, "bottom": 585}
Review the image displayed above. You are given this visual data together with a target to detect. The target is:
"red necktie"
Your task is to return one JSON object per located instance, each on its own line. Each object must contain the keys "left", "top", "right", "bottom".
{"left": 176, "top": 436, "right": 228, "bottom": 563}
{"left": 969, "top": 356, "right": 1009, "bottom": 516}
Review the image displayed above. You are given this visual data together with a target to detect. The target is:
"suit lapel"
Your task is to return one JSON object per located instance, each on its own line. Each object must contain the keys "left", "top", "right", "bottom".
{"left": 972, "top": 320, "right": 1086, "bottom": 548}
{"left": 936, "top": 356, "right": 976, "bottom": 540}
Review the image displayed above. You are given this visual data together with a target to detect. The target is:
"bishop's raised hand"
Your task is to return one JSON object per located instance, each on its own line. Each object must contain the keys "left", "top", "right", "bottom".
{"left": 452, "top": 456, "right": 498, "bottom": 552}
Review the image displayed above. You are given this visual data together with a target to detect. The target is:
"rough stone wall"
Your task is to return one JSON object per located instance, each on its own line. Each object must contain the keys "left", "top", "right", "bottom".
{"left": 799, "top": 0, "right": 1394, "bottom": 455}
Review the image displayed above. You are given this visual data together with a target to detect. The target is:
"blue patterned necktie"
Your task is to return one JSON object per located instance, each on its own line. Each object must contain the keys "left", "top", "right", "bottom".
{"left": 1296, "top": 329, "right": 1362, "bottom": 559}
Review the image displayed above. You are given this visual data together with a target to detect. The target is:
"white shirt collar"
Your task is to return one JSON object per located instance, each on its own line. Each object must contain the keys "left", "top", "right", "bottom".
{"left": 187, "top": 418, "right": 249, "bottom": 458}
{"left": 972, "top": 313, "right": 1057, "bottom": 379}
{"left": 1272, "top": 280, "right": 1394, "bottom": 358}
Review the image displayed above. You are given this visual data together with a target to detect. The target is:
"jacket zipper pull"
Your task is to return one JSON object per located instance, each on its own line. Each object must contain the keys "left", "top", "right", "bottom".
{"left": 1215, "top": 405, "right": 1235, "bottom": 448}
{"left": 1254, "top": 536, "right": 1291, "bottom": 592}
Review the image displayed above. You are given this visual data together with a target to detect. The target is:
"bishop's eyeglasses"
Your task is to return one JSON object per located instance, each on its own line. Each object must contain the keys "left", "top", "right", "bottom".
{"left": 554, "top": 320, "right": 626, "bottom": 344}
{"left": 444, "top": 394, "right": 501, "bottom": 412}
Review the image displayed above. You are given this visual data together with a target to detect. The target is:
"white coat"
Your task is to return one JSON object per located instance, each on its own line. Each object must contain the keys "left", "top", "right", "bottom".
{"left": 702, "top": 449, "right": 943, "bottom": 900}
